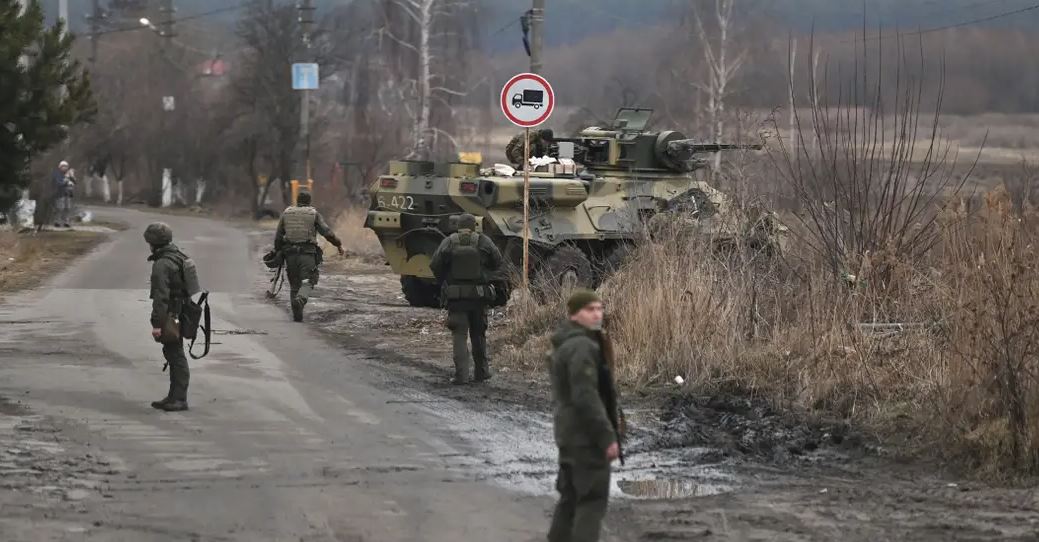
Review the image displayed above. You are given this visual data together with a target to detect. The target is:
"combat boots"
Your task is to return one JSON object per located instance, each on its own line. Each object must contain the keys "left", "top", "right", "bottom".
{"left": 161, "top": 400, "right": 189, "bottom": 412}
{"left": 474, "top": 359, "right": 492, "bottom": 383}
{"left": 150, "top": 397, "right": 171, "bottom": 410}
{"left": 291, "top": 296, "right": 304, "bottom": 322}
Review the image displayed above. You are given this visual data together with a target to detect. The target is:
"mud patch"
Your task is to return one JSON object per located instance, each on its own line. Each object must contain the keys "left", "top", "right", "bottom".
{"left": 652, "top": 393, "right": 863, "bottom": 464}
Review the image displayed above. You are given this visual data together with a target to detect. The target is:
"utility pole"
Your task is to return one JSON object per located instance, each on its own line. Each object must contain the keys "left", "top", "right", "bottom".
{"left": 87, "top": 0, "right": 102, "bottom": 63}
{"left": 529, "top": 0, "right": 544, "bottom": 74}
{"left": 58, "top": 0, "right": 68, "bottom": 34}
{"left": 298, "top": 0, "right": 316, "bottom": 183}
{"left": 156, "top": 0, "right": 176, "bottom": 207}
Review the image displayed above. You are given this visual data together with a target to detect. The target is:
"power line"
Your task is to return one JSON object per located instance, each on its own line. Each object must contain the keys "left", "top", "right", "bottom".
{"left": 837, "top": 1, "right": 1039, "bottom": 44}
{"left": 912, "top": 1, "right": 1039, "bottom": 35}
{"left": 95, "top": 3, "right": 248, "bottom": 37}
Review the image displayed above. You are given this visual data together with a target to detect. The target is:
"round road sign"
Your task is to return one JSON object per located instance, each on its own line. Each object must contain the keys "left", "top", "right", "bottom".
{"left": 500, "top": 73, "right": 555, "bottom": 128}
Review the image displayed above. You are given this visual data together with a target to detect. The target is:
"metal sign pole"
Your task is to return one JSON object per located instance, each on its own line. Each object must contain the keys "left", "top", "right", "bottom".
{"left": 522, "top": 127, "right": 531, "bottom": 290}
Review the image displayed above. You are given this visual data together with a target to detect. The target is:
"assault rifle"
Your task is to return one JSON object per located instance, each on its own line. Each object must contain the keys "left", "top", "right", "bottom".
{"left": 597, "top": 329, "right": 625, "bottom": 466}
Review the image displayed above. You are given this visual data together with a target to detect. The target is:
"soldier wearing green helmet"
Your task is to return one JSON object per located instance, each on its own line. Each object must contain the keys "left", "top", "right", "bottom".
{"left": 144, "top": 222, "right": 192, "bottom": 412}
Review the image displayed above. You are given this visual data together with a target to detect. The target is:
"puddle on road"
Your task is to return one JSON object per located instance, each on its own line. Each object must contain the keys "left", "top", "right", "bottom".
{"left": 617, "top": 478, "right": 733, "bottom": 499}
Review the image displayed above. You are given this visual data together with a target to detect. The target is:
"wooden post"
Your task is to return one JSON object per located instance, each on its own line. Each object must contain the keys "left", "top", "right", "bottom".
{"left": 522, "top": 127, "right": 531, "bottom": 290}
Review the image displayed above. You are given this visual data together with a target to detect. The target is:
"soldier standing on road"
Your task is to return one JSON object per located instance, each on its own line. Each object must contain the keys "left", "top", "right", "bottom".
{"left": 274, "top": 190, "right": 344, "bottom": 322}
{"left": 145, "top": 222, "right": 191, "bottom": 412}
{"left": 430, "top": 213, "right": 503, "bottom": 385}
{"left": 548, "top": 289, "right": 624, "bottom": 542}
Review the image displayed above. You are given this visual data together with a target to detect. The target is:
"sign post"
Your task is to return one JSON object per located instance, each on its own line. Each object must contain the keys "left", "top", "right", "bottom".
{"left": 292, "top": 63, "right": 320, "bottom": 184}
{"left": 500, "top": 72, "right": 555, "bottom": 291}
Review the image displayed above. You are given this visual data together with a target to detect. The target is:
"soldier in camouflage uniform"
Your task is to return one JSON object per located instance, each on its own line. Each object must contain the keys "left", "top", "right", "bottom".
{"left": 274, "top": 191, "right": 344, "bottom": 322}
{"left": 547, "top": 289, "right": 622, "bottom": 542}
{"left": 506, "top": 128, "right": 556, "bottom": 166}
{"left": 145, "top": 222, "right": 192, "bottom": 412}
{"left": 430, "top": 213, "right": 503, "bottom": 385}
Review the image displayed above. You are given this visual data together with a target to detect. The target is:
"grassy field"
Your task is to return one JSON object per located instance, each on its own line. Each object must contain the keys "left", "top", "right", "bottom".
{"left": 0, "top": 230, "right": 108, "bottom": 295}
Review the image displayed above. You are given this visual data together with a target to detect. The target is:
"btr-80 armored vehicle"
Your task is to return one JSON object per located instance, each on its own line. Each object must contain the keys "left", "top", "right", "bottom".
{"left": 365, "top": 108, "right": 783, "bottom": 307}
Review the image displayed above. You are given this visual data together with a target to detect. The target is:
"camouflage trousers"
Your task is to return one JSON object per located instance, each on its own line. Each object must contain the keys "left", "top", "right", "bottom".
{"left": 445, "top": 304, "right": 489, "bottom": 382}
{"left": 162, "top": 339, "right": 189, "bottom": 402}
{"left": 548, "top": 455, "right": 611, "bottom": 542}
{"left": 286, "top": 252, "right": 320, "bottom": 302}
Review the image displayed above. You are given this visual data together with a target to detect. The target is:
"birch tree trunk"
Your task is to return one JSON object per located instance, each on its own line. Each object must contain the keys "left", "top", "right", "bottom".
{"left": 412, "top": 0, "right": 434, "bottom": 160}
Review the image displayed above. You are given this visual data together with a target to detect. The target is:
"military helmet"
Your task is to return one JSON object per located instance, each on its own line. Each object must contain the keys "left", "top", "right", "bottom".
{"left": 457, "top": 213, "right": 477, "bottom": 230}
{"left": 143, "top": 222, "right": 173, "bottom": 246}
{"left": 297, "top": 191, "right": 312, "bottom": 206}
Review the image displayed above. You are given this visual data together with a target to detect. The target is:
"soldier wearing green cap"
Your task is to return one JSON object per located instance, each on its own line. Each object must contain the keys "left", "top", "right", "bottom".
{"left": 274, "top": 190, "right": 344, "bottom": 322}
{"left": 430, "top": 213, "right": 503, "bottom": 384}
{"left": 144, "top": 222, "right": 192, "bottom": 412}
{"left": 547, "top": 289, "right": 624, "bottom": 542}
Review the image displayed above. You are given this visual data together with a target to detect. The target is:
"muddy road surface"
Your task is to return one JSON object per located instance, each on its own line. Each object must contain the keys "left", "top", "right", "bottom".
{"left": 0, "top": 207, "right": 1036, "bottom": 541}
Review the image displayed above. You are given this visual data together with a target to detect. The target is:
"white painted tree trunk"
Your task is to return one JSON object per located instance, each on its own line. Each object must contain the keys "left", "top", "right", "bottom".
{"left": 195, "top": 178, "right": 206, "bottom": 206}
{"left": 161, "top": 169, "right": 173, "bottom": 208}
{"left": 99, "top": 174, "right": 111, "bottom": 203}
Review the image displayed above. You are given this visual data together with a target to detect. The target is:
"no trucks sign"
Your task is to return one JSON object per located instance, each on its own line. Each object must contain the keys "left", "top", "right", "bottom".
{"left": 500, "top": 73, "right": 555, "bottom": 128}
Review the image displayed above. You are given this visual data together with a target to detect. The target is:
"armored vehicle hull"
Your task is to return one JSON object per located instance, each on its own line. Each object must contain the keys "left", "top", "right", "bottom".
{"left": 365, "top": 108, "right": 784, "bottom": 308}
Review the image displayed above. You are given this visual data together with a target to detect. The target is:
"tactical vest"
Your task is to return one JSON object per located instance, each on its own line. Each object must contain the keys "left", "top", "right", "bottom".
{"left": 282, "top": 206, "right": 318, "bottom": 244}
{"left": 448, "top": 231, "right": 483, "bottom": 283}
{"left": 152, "top": 250, "right": 200, "bottom": 315}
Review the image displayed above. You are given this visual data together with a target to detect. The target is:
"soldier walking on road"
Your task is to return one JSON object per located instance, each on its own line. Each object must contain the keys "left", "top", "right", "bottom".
{"left": 274, "top": 191, "right": 344, "bottom": 322}
{"left": 145, "top": 222, "right": 193, "bottom": 412}
{"left": 548, "top": 290, "right": 624, "bottom": 542}
{"left": 430, "top": 213, "right": 503, "bottom": 385}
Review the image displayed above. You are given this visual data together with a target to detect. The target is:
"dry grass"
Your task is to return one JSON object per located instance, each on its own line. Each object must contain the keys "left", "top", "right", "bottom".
{"left": 500, "top": 189, "right": 1039, "bottom": 477}
{"left": 330, "top": 207, "right": 383, "bottom": 263}
{"left": 0, "top": 230, "right": 107, "bottom": 294}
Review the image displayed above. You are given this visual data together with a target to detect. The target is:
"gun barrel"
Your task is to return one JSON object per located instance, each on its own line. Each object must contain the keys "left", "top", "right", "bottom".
{"left": 669, "top": 139, "right": 762, "bottom": 153}
{"left": 694, "top": 143, "right": 763, "bottom": 152}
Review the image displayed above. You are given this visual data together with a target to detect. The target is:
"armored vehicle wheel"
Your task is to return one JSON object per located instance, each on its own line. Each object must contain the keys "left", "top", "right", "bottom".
{"left": 400, "top": 276, "right": 441, "bottom": 308}
{"left": 533, "top": 246, "right": 594, "bottom": 298}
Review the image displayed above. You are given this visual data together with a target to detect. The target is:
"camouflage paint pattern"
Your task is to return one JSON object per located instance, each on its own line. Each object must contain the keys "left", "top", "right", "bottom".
{"left": 365, "top": 108, "right": 785, "bottom": 286}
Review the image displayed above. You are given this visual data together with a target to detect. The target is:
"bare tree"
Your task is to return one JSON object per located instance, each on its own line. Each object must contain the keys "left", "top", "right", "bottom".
{"left": 231, "top": 1, "right": 315, "bottom": 209}
{"left": 377, "top": 0, "right": 477, "bottom": 161}
{"left": 769, "top": 32, "right": 977, "bottom": 287}
{"left": 693, "top": 0, "right": 747, "bottom": 171}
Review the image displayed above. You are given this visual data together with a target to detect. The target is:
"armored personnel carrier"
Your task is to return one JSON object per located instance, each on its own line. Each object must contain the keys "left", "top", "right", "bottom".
{"left": 365, "top": 108, "right": 783, "bottom": 307}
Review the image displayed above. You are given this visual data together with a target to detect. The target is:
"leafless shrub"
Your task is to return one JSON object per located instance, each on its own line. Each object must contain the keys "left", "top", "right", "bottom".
{"left": 768, "top": 31, "right": 976, "bottom": 290}
{"left": 940, "top": 192, "right": 1039, "bottom": 473}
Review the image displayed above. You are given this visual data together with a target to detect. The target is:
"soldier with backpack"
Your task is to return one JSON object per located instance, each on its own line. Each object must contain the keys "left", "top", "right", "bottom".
{"left": 430, "top": 213, "right": 504, "bottom": 385}
{"left": 144, "top": 222, "right": 207, "bottom": 412}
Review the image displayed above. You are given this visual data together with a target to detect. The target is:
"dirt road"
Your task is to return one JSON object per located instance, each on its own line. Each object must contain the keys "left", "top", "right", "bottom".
{"left": 1, "top": 207, "right": 1036, "bottom": 541}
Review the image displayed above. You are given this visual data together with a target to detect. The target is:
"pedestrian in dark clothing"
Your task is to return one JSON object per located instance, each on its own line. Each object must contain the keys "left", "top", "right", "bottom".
{"left": 547, "top": 289, "right": 624, "bottom": 542}
{"left": 430, "top": 213, "right": 503, "bottom": 385}
{"left": 145, "top": 222, "right": 192, "bottom": 412}
{"left": 273, "top": 190, "right": 344, "bottom": 322}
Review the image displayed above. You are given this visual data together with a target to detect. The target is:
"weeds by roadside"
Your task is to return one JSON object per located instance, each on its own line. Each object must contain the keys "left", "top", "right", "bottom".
{"left": 330, "top": 207, "right": 383, "bottom": 263}
{"left": 0, "top": 230, "right": 107, "bottom": 294}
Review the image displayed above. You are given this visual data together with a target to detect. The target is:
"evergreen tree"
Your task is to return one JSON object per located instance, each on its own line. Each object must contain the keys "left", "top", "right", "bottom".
{"left": 0, "top": 0, "right": 94, "bottom": 211}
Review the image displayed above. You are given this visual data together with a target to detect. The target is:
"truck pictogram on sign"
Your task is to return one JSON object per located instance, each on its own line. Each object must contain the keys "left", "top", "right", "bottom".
{"left": 512, "top": 89, "right": 544, "bottom": 109}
